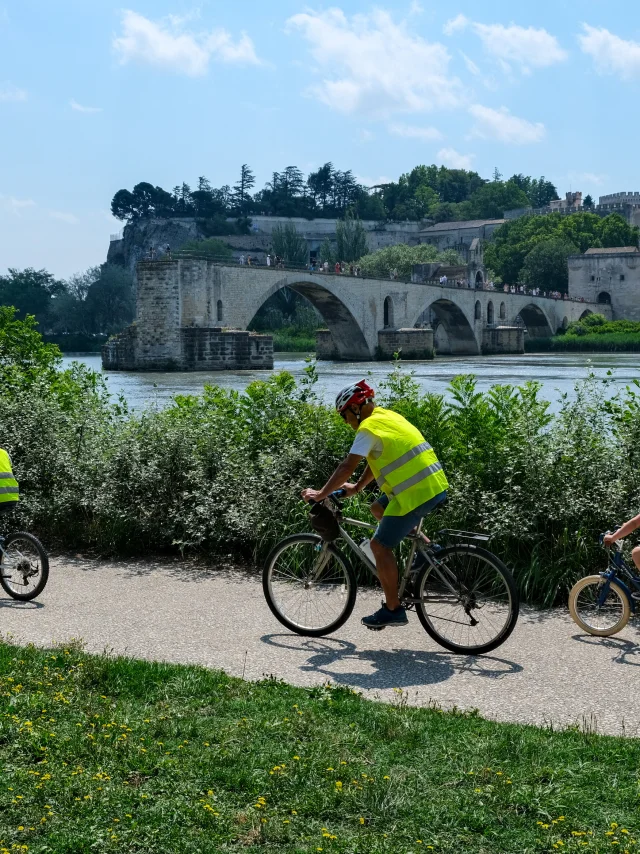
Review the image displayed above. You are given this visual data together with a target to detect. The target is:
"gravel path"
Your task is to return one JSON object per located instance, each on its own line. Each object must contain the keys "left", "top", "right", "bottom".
{"left": 1, "top": 555, "right": 639, "bottom": 736}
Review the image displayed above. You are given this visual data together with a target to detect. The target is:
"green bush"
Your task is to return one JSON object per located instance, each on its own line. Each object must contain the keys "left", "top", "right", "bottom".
{"left": 3, "top": 314, "right": 640, "bottom": 607}
{"left": 356, "top": 244, "right": 462, "bottom": 279}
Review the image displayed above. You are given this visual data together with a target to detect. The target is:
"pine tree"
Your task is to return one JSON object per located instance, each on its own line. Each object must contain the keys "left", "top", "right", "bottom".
{"left": 233, "top": 164, "right": 256, "bottom": 214}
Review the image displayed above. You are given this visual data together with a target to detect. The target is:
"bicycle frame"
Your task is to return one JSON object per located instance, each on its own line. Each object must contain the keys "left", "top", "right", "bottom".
{"left": 599, "top": 547, "right": 640, "bottom": 614}
{"left": 313, "top": 508, "right": 463, "bottom": 605}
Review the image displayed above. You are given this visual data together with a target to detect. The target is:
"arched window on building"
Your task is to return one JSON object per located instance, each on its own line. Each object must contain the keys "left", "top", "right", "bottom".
{"left": 597, "top": 291, "right": 611, "bottom": 305}
{"left": 487, "top": 301, "right": 494, "bottom": 324}
{"left": 474, "top": 300, "right": 481, "bottom": 320}
{"left": 217, "top": 300, "right": 223, "bottom": 322}
{"left": 383, "top": 296, "right": 394, "bottom": 328}
{"left": 499, "top": 301, "right": 506, "bottom": 320}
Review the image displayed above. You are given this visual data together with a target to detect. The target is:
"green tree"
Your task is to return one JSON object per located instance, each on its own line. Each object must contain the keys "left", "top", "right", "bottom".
{"left": 318, "top": 237, "right": 334, "bottom": 265}
{"left": 271, "top": 223, "right": 308, "bottom": 265}
{"left": 0, "top": 305, "right": 61, "bottom": 386}
{"left": 0, "top": 268, "right": 64, "bottom": 327}
{"left": 85, "top": 266, "right": 135, "bottom": 335}
{"left": 307, "top": 163, "right": 335, "bottom": 213}
{"left": 335, "top": 211, "right": 368, "bottom": 262}
{"left": 583, "top": 194, "right": 594, "bottom": 209}
{"left": 232, "top": 164, "right": 256, "bottom": 214}
{"left": 520, "top": 238, "right": 578, "bottom": 292}
{"left": 467, "top": 180, "right": 530, "bottom": 219}
{"left": 356, "top": 244, "right": 462, "bottom": 279}
{"left": 485, "top": 212, "right": 639, "bottom": 284}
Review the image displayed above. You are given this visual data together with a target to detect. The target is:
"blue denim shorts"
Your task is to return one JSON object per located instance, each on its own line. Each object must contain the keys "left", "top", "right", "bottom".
{"left": 372, "top": 490, "right": 447, "bottom": 549}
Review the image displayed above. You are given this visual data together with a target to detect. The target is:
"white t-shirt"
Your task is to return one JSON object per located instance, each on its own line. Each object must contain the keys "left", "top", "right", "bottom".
{"left": 349, "top": 429, "right": 383, "bottom": 460}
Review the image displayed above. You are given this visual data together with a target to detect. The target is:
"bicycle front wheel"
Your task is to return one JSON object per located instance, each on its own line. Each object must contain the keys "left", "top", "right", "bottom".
{"left": 415, "top": 544, "right": 518, "bottom": 654}
{"left": 568, "top": 575, "right": 630, "bottom": 636}
{"left": 0, "top": 532, "right": 49, "bottom": 601}
{"left": 263, "top": 533, "right": 357, "bottom": 637}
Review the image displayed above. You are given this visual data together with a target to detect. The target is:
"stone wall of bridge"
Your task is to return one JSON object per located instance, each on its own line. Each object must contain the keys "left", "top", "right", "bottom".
{"left": 104, "top": 260, "right": 610, "bottom": 369}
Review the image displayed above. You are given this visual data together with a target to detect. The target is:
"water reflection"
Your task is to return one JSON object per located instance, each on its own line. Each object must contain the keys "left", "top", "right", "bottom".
{"left": 62, "top": 352, "right": 640, "bottom": 414}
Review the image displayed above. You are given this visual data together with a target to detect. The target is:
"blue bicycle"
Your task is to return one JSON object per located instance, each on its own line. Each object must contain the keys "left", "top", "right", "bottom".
{"left": 568, "top": 533, "right": 640, "bottom": 636}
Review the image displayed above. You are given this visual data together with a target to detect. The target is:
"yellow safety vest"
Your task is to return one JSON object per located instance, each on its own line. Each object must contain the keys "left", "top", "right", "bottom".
{"left": 358, "top": 408, "right": 448, "bottom": 517}
{"left": 0, "top": 448, "right": 19, "bottom": 508}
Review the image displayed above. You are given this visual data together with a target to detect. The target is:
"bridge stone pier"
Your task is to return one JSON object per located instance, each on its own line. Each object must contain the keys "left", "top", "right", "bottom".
{"left": 104, "top": 259, "right": 610, "bottom": 370}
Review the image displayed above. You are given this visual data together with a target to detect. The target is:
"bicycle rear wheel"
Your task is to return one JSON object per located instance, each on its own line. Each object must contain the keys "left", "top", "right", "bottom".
{"left": 414, "top": 543, "right": 518, "bottom": 654}
{"left": 0, "top": 532, "right": 49, "bottom": 601}
{"left": 568, "top": 575, "right": 630, "bottom": 636}
{"left": 263, "top": 533, "right": 357, "bottom": 637}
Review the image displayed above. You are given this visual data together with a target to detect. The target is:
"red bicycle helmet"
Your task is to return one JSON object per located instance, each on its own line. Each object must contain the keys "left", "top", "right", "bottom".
{"left": 335, "top": 380, "right": 375, "bottom": 414}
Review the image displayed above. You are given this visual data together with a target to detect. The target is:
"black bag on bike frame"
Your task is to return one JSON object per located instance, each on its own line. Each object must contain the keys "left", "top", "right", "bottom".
{"left": 309, "top": 502, "right": 340, "bottom": 542}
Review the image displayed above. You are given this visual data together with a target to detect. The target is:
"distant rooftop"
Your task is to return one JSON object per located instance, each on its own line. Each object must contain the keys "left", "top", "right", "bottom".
{"left": 419, "top": 218, "right": 505, "bottom": 232}
{"left": 584, "top": 246, "right": 639, "bottom": 255}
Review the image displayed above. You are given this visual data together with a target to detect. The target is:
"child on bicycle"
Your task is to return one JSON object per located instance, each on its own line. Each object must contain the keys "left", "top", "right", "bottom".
{"left": 604, "top": 514, "right": 640, "bottom": 573}
{"left": 0, "top": 447, "right": 19, "bottom": 515}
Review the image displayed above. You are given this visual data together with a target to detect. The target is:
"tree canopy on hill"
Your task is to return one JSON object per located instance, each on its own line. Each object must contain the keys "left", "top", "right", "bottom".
{"left": 484, "top": 212, "right": 640, "bottom": 287}
{"left": 110, "top": 163, "right": 561, "bottom": 226}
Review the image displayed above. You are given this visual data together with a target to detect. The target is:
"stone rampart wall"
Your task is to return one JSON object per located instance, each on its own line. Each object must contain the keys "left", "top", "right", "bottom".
{"left": 568, "top": 253, "right": 640, "bottom": 320}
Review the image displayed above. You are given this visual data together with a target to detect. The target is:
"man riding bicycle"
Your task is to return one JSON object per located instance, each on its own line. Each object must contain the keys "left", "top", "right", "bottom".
{"left": 302, "top": 380, "right": 448, "bottom": 629}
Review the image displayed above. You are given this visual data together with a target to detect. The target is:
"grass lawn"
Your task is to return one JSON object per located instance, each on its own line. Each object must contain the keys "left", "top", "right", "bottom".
{"left": 1, "top": 641, "right": 639, "bottom": 853}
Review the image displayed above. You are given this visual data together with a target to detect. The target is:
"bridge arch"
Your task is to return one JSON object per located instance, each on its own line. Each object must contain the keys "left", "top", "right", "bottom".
{"left": 474, "top": 300, "right": 481, "bottom": 320}
{"left": 414, "top": 298, "right": 479, "bottom": 355}
{"left": 579, "top": 308, "right": 593, "bottom": 320}
{"left": 487, "top": 301, "right": 494, "bottom": 324}
{"left": 518, "top": 303, "right": 554, "bottom": 338}
{"left": 245, "top": 275, "right": 371, "bottom": 359}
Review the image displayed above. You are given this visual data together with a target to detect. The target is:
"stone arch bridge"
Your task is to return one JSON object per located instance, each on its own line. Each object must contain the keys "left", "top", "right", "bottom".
{"left": 104, "top": 259, "right": 609, "bottom": 370}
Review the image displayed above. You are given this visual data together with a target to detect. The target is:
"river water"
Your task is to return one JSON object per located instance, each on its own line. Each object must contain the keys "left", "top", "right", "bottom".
{"left": 61, "top": 352, "right": 640, "bottom": 413}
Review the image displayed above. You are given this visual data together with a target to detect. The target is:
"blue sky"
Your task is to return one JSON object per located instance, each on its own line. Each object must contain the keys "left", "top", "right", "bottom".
{"left": 1, "top": 0, "right": 639, "bottom": 278}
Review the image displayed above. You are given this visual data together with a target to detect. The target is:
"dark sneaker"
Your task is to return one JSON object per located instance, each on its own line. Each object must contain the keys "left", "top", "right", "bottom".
{"left": 362, "top": 602, "right": 408, "bottom": 630}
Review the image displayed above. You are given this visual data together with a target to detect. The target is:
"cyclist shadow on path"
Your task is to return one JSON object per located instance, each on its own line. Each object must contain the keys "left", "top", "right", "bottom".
{"left": 0, "top": 598, "right": 44, "bottom": 610}
{"left": 260, "top": 634, "right": 522, "bottom": 691}
{"left": 572, "top": 633, "right": 640, "bottom": 666}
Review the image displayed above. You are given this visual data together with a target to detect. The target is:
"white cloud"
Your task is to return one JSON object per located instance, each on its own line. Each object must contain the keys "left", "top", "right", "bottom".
{"left": 389, "top": 122, "right": 443, "bottom": 141}
{"left": 436, "top": 147, "right": 475, "bottom": 169}
{"left": 113, "top": 9, "right": 260, "bottom": 76}
{"left": 49, "top": 210, "right": 79, "bottom": 224}
{"left": 443, "top": 14, "right": 469, "bottom": 36}
{"left": 446, "top": 18, "right": 566, "bottom": 73}
{"left": 578, "top": 24, "right": 640, "bottom": 80}
{"left": 0, "top": 83, "right": 27, "bottom": 102}
{"left": 0, "top": 194, "right": 36, "bottom": 214}
{"left": 468, "top": 104, "right": 545, "bottom": 144}
{"left": 460, "top": 51, "right": 480, "bottom": 76}
{"left": 285, "top": 8, "right": 463, "bottom": 117}
{"left": 70, "top": 99, "right": 102, "bottom": 114}
{"left": 409, "top": 1, "right": 424, "bottom": 16}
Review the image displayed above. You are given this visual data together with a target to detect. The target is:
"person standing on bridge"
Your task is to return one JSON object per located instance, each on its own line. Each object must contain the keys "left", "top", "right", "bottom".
{"left": 301, "top": 381, "right": 449, "bottom": 629}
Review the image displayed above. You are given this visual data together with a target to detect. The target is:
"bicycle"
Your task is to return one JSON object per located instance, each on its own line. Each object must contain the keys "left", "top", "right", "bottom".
{"left": 0, "top": 510, "right": 49, "bottom": 601}
{"left": 568, "top": 533, "right": 640, "bottom": 636}
{"left": 263, "top": 491, "right": 519, "bottom": 655}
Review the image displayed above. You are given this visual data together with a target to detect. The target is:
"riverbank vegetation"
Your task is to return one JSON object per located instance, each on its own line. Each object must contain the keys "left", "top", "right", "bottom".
{"left": 3, "top": 308, "right": 640, "bottom": 607}
{"left": 1, "top": 641, "right": 638, "bottom": 854}
{"left": 527, "top": 313, "right": 640, "bottom": 352}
